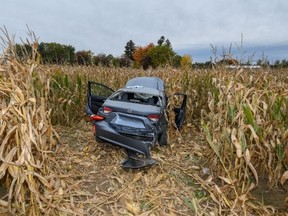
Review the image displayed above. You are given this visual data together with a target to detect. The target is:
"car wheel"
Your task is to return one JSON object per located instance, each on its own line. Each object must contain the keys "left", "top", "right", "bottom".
{"left": 158, "top": 129, "right": 168, "bottom": 146}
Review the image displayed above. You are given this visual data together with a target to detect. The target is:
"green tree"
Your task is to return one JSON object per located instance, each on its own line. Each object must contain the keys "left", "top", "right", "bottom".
{"left": 157, "top": 36, "right": 172, "bottom": 48}
{"left": 119, "top": 55, "right": 132, "bottom": 67}
{"left": 141, "top": 55, "right": 152, "bottom": 70}
{"left": 124, "top": 40, "right": 136, "bottom": 61}
{"left": 112, "top": 57, "right": 120, "bottom": 67}
{"left": 128, "top": 36, "right": 176, "bottom": 69}
{"left": 147, "top": 44, "right": 175, "bottom": 68}
{"left": 281, "top": 59, "right": 288, "bottom": 67}
{"left": 165, "top": 39, "right": 171, "bottom": 48}
{"left": 38, "top": 42, "right": 75, "bottom": 64}
{"left": 106, "top": 54, "right": 114, "bottom": 67}
{"left": 172, "top": 54, "right": 182, "bottom": 68}
{"left": 157, "top": 36, "right": 165, "bottom": 46}
{"left": 76, "top": 50, "right": 93, "bottom": 65}
{"left": 92, "top": 53, "right": 113, "bottom": 67}
{"left": 15, "top": 43, "right": 33, "bottom": 60}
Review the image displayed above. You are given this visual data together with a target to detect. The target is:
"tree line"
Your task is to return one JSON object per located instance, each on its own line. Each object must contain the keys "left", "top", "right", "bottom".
{"left": 14, "top": 37, "right": 287, "bottom": 69}
{"left": 14, "top": 36, "right": 193, "bottom": 70}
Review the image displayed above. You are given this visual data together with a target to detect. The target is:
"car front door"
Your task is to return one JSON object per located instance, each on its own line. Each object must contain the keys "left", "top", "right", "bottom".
{"left": 87, "top": 81, "right": 114, "bottom": 115}
{"left": 173, "top": 93, "right": 187, "bottom": 130}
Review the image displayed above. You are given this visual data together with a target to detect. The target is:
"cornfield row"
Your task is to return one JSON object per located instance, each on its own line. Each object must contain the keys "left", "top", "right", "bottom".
{"left": 202, "top": 69, "right": 288, "bottom": 186}
{"left": 0, "top": 30, "right": 85, "bottom": 215}
{"left": 1, "top": 35, "right": 288, "bottom": 215}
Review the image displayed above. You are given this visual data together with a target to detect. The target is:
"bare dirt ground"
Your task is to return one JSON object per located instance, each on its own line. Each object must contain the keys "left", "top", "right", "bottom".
{"left": 56, "top": 120, "right": 210, "bottom": 215}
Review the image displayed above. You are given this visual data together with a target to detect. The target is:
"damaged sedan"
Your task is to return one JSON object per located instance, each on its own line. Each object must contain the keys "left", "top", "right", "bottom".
{"left": 86, "top": 76, "right": 187, "bottom": 168}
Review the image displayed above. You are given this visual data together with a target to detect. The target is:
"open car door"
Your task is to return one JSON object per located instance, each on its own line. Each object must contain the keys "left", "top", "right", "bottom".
{"left": 87, "top": 81, "right": 114, "bottom": 115}
{"left": 173, "top": 93, "right": 187, "bottom": 130}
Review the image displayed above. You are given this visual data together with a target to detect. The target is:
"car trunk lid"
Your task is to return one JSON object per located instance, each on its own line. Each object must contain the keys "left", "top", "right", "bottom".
{"left": 105, "top": 112, "right": 157, "bottom": 141}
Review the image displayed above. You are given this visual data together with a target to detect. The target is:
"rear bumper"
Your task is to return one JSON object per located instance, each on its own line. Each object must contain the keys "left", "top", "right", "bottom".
{"left": 94, "top": 120, "right": 154, "bottom": 158}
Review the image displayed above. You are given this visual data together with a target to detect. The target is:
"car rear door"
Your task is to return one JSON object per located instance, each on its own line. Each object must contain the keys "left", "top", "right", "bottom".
{"left": 87, "top": 81, "right": 114, "bottom": 114}
{"left": 173, "top": 93, "right": 187, "bottom": 130}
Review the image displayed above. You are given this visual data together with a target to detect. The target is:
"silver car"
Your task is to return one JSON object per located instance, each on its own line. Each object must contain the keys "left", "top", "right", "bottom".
{"left": 87, "top": 77, "right": 187, "bottom": 168}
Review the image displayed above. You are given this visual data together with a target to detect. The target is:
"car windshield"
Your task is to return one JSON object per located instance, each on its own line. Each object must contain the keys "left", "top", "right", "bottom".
{"left": 109, "top": 91, "right": 162, "bottom": 106}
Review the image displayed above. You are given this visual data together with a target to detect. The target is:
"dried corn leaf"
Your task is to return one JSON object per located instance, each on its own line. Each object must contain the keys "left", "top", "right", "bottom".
{"left": 280, "top": 171, "right": 288, "bottom": 185}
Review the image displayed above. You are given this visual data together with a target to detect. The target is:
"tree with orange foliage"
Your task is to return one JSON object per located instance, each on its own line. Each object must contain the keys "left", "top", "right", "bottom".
{"left": 132, "top": 43, "right": 154, "bottom": 67}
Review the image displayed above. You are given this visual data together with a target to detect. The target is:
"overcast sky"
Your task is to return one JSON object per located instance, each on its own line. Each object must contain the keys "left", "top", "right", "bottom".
{"left": 1, "top": 0, "right": 288, "bottom": 62}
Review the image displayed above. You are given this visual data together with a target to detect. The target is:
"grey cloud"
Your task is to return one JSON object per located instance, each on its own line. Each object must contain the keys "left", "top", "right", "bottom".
{"left": 1, "top": 0, "right": 288, "bottom": 59}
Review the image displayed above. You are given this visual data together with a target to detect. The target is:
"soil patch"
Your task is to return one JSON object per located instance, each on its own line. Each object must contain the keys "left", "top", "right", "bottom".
{"left": 251, "top": 177, "right": 288, "bottom": 212}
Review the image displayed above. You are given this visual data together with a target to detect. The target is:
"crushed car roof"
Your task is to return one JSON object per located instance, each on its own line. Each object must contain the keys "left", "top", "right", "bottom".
{"left": 120, "top": 86, "right": 162, "bottom": 96}
{"left": 125, "top": 77, "right": 165, "bottom": 92}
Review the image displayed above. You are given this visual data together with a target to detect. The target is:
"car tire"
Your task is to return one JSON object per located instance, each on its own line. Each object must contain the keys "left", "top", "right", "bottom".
{"left": 158, "top": 129, "right": 168, "bottom": 146}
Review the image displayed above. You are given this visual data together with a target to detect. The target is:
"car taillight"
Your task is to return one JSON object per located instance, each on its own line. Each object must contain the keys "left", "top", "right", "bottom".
{"left": 147, "top": 114, "right": 159, "bottom": 122}
{"left": 103, "top": 106, "right": 112, "bottom": 114}
{"left": 90, "top": 115, "right": 105, "bottom": 121}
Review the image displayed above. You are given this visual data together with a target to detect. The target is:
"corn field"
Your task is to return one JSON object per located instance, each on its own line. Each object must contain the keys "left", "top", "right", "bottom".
{"left": 0, "top": 34, "right": 288, "bottom": 215}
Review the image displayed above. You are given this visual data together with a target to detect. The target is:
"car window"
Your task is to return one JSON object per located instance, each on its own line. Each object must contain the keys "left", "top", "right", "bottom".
{"left": 90, "top": 83, "right": 114, "bottom": 98}
{"left": 110, "top": 91, "right": 162, "bottom": 106}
